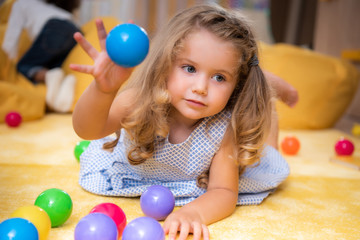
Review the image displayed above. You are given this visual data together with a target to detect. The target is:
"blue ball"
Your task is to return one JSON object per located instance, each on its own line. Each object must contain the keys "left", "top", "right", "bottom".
{"left": 0, "top": 218, "right": 38, "bottom": 240}
{"left": 122, "top": 217, "right": 165, "bottom": 240}
{"left": 106, "top": 23, "right": 149, "bottom": 67}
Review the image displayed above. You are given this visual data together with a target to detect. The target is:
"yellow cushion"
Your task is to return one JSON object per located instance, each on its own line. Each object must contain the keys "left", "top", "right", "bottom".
{"left": 62, "top": 17, "right": 121, "bottom": 110}
{"left": 0, "top": 80, "right": 46, "bottom": 122}
{"left": 259, "top": 43, "right": 359, "bottom": 129}
{"left": 0, "top": 0, "right": 15, "bottom": 24}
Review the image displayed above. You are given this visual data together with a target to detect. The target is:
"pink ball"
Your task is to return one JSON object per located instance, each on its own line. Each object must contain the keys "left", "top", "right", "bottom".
{"left": 335, "top": 138, "right": 354, "bottom": 156}
{"left": 5, "top": 112, "right": 22, "bottom": 127}
{"left": 89, "top": 203, "right": 127, "bottom": 238}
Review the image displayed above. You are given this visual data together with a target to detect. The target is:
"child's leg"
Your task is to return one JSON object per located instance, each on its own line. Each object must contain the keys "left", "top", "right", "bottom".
{"left": 17, "top": 19, "right": 80, "bottom": 83}
{"left": 33, "top": 69, "right": 48, "bottom": 83}
{"left": 16, "top": 23, "right": 56, "bottom": 83}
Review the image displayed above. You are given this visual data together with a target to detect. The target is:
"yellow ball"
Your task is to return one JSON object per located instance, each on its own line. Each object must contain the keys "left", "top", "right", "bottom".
{"left": 10, "top": 205, "right": 51, "bottom": 240}
{"left": 352, "top": 123, "right": 360, "bottom": 137}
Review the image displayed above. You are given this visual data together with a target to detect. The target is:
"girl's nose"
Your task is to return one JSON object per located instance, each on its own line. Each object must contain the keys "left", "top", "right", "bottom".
{"left": 191, "top": 76, "right": 208, "bottom": 95}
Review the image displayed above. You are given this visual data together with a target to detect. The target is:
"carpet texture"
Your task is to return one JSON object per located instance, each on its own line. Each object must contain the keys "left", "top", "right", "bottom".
{"left": 0, "top": 114, "right": 359, "bottom": 239}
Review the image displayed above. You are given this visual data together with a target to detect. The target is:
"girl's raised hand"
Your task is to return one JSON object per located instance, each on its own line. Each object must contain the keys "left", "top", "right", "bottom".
{"left": 70, "top": 19, "right": 133, "bottom": 94}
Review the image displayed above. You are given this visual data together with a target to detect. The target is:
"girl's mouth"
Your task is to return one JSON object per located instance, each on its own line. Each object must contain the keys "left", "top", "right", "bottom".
{"left": 186, "top": 99, "right": 206, "bottom": 107}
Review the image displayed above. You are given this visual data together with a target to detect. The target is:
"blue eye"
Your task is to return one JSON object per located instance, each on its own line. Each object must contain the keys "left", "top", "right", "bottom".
{"left": 213, "top": 74, "right": 225, "bottom": 82}
{"left": 182, "top": 65, "right": 196, "bottom": 73}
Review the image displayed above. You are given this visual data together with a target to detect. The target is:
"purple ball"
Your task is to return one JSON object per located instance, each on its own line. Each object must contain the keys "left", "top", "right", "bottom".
{"left": 122, "top": 217, "right": 165, "bottom": 240}
{"left": 140, "top": 185, "right": 175, "bottom": 220}
{"left": 74, "top": 213, "right": 118, "bottom": 240}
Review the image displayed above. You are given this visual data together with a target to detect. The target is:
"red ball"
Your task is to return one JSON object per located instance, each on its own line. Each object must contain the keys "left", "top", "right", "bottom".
{"left": 89, "top": 202, "right": 127, "bottom": 238}
{"left": 335, "top": 138, "right": 354, "bottom": 156}
{"left": 5, "top": 112, "right": 22, "bottom": 127}
{"left": 281, "top": 136, "right": 300, "bottom": 155}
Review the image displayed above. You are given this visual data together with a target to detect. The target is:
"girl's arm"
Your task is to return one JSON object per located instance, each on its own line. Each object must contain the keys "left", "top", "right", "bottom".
{"left": 70, "top": 19, "right": 134, "bottom": 140}
{"left": 163, "top": 131, "right": 239, "bottom": 240}
{"left": 264, "top": 70, "right": 299, "bottom": 108}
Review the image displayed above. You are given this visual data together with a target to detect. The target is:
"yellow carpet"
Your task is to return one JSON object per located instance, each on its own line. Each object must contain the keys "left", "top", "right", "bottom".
{"left": 1, "top": 114, "right": 359, "bottom": 239}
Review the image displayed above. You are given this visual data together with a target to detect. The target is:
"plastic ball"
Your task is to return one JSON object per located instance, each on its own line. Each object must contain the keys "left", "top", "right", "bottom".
{"left": 122, "top": 217, "right": 165, "bottom": 240}
{"left": 0, "top": 218, "right": 38, "bottom": 240}
{"left": 140, "top": 185, "right": 175, "bottom": 220}
{"left": 5, "top": 112, "right": 22, "bottom": 127}
{"left": 10, "top": 205, "right": 50, "bottom": 240}
{"left": 34, "top": 188, "right": 73, "bottom": 227}
{"left": 106, "top": 23, "right": 149, "bottom": 67}
{"left": 281, "top": 136, "right": 300, "bottom": 155}
{"left": 335, "top": 138, "right": 354, "bottom": 156}
{"left": 89, "top": 202, "right": 127, "bottom": 238}
{"left": 74, "top": 213, "right": 118, "bottom": 240}
{"left": 74, "top": 140, "right": 91, "bottom": 162}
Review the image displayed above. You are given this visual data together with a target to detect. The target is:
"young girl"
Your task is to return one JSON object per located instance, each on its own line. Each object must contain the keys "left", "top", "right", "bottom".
{"left": 71, "top": 4, "right": 293, "bottom": 240}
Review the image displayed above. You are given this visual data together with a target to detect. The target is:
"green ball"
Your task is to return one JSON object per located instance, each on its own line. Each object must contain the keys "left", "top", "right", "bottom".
{"left": 74, "top": 140, "right": 90, "bottom": 162}
{"left": 34, "top": 188, "right": 73, "bottom": 227}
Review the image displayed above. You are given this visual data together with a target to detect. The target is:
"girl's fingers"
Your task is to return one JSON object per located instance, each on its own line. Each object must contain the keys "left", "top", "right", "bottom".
{"left": 69, "top": 63, "right": 93, "bottom": 75}
{"left": 73, "top": 32, "right": 99, "bottom": 60}
{"left": 168, "top": 221, "right": 180, "bottom": 240}
{"left": 163, "top": 219, "right": 170, "bottom": 234}
{"left": 95, "top": 19, "right": 107, "bottom": 50}
{"left": 178, "top": 222, "right": 190, "bottom": 240}
{"left": 192, "top": 222, "right": 202, "bottom": 240}
{"left": 202, "top": 224, "right": 210, "bottom": 240}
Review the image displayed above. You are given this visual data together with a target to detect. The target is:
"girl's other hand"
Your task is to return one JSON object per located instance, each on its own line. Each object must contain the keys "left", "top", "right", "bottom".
{"left": 264, "top": 70, "right": 299, "bottom": 108}
{"left": 163, "top": 209, "right": 210, "bottom": 240}
{"left": 69, "top": 19, "right": 133, "bottom": 94}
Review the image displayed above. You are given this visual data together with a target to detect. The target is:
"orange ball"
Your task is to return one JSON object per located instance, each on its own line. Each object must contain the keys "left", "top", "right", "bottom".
{"left": 281, "top": 136, "right": 300, "bottom": 155}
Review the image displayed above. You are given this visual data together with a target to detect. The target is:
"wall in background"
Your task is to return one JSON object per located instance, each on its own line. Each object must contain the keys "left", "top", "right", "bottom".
{"left": 270, "top": 0, "right": 317, "bottom": 48}
{"left": 314, "top": 0, "right": 360, "bottom": 59}
{"left": 314, "top": 0, "right": 360, "bottom": 130}
{"left": 76, "top": 0, "right": 273, "bottom": 42}
{"left": 77, "top": 0, "right": 212, "bottom": 37}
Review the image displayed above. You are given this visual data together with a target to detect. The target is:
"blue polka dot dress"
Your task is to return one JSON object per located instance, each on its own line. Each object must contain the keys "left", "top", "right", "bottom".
{"left": 79, "top": 111, "right": 289, "bottom": 206}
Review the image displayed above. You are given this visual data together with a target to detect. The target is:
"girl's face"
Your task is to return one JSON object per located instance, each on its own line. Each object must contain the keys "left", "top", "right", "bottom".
{"left": 167, "top": 29, "right": 238, "bottom": 124}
